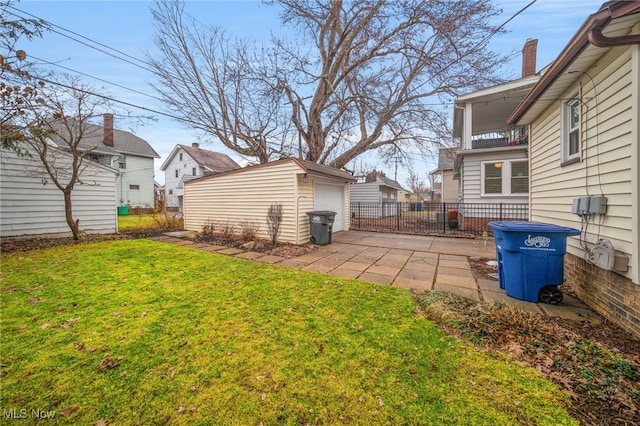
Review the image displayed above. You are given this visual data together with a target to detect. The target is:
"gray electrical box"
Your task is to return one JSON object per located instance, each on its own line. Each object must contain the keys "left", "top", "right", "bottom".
{"left": 589, "top": 196, "right": 607, "bottom": 214}
{"left": 571, "top": 197, "right": 590, "bottom": 215}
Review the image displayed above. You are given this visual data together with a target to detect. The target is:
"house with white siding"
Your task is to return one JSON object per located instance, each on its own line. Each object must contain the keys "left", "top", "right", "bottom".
{"left": 0, "top": 143, "right": 118, "bottom": 238}
{"left": 49, "top": 113, "right": 160, "bottom": 210}
{"left": 350, "top": 171, "right": 404, "bottom": 218}
{"left": 507, "top": 1, "right": 640, "bottom": 337}
{"left": 453, "top": 39, "right": 539, "bottom": 214}
{"left": 183, "top": 158, "right": 356, "bottom": 245}
{"left": 160, "top": 143, "right": 240, "bottom": 211}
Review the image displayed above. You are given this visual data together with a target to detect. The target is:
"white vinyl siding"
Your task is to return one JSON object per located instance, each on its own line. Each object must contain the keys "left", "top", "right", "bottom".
{"left": 183, "top": 161, "right": 350, "bottom": 245}
{"left": 528, "top": 45, "right": 636, "bottom": 283}
{"left": 1, "top": 145, "right": 117, "bottom": 237}
{"left": 116, "top": 155, "right": 155, "bottom": 208}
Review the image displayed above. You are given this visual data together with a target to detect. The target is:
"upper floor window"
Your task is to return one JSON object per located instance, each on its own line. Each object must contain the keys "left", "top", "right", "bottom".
{"left": 562, "top": 91, "right": 581, "bottom": 163}
{"left": 175, "top": 169, "right": 179, "bottom": 178}
{"left": 129, "top": 184, "right": 140, "bottom": 190}
{"left": 179, "top": 153, "right": 183, "bottom": 161}
{"left": 192, "top": 167, "right": 197, "bottom": 176}
{"left": 482, "top": 160, "right": 528, "bottom": 196}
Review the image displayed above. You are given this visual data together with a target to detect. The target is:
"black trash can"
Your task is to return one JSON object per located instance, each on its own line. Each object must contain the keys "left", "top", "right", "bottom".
{"left": 306, "top": 211, "right": 337, "bottom": 245}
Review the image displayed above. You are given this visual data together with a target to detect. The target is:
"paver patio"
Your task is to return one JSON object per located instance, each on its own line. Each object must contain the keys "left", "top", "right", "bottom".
{"left": 155, "top": 230, "right": 603, "bottom": 324}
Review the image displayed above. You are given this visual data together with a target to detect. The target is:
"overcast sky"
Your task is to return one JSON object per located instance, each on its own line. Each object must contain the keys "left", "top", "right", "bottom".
{"left": 12, "top": 0, "right": 604, "bottom": 186}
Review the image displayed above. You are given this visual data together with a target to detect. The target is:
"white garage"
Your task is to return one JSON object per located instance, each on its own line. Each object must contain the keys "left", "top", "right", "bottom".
{"left": 184, "top": 158, "right": 355, "bottom": 245}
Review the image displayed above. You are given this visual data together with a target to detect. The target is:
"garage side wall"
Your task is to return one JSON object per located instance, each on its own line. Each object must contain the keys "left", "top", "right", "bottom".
{"left": 184, "top": 162, "right": 305, "bottom": 244}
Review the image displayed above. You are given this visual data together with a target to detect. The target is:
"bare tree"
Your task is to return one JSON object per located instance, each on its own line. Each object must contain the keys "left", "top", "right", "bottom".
{"left": 406, "top": 169, "right": 428, "bottom": 202}
{"left": 11, "top": 75, "right": 114, "bottom": 240}
{"left": 149, "top": 0, "right": 506, "bottom": 169}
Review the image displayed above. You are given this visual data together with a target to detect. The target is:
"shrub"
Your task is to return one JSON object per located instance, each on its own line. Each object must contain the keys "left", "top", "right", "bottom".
{"left": 151, "top": 212, "right": 183, "bottom": 230}
{"left": 266, "top": 203, "right": 283, "bottom": 244}
{"left": 239, "top": 220, "right": 260, "bottom": 242}
{"left": 217, "top": 221, "right": 236, "bottom": 241}
{"left": 201, "top": 220, "right": 215, "bottom": 237}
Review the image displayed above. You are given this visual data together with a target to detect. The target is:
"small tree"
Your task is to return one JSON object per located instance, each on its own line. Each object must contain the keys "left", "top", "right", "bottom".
{"left": 266, "top": 202, "right": 283, "bottom": 245}
{"left": 406, "top": 169, "right": 428, "bottom": 202}
{"left": 11, "top": 74, "right": 115, "bottom": 240}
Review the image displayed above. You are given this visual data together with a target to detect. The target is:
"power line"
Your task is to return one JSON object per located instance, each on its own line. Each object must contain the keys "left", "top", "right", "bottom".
{"left": 29, "top": 55, "right": 166, "bottom": 103}
{"left": 6, "top": 5, "right": 152, "bottom": 72}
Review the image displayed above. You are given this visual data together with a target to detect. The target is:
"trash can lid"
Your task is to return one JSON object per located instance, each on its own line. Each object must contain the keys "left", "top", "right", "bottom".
{"left": 488, "top": 221, "right": 580, "bottom": 235}
{"left": 306, "top": 211, "right": 337, "bottom": 216}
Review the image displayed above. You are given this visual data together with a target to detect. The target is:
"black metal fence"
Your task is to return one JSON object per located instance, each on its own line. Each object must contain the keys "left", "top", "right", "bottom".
{"left": 349, "top": 202, "right": 529, "bottom": 237}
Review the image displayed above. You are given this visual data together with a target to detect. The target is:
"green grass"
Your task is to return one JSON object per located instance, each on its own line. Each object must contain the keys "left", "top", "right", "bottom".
{"left": 1, "top": 240, "right": 577, "bottom": 425}
{"left": 117, "top": 214, "right": 160, "bottom": 231}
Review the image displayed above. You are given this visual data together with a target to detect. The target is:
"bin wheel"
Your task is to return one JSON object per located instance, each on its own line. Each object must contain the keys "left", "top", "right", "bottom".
{"left": 539, "top": 286, "right": 563, "bottom": 305}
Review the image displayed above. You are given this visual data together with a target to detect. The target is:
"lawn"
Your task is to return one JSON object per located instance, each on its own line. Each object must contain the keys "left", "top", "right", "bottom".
{"left": 0, "top": 240, "right": 577, "bottom": 425}
{"left": 117, "top": 214, "right": 162, "bottom": 231}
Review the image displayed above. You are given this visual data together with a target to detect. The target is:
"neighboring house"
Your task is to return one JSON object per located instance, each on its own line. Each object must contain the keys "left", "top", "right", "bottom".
{"left": 453, "top": 39, "right": 539, "bottom": 218}
{"left": 160, "top": 143, "right": 240, "bottom": 211}
{"left": 428, "top": 147, "right": 459, "bottom": 203}
{"left": 49, "top": 113, "right": 159, "bottom": 209}
{"left": 507, "top": 2, "right": 640, "bottom": 337}
{"left": 183, "top": 158, "right": 356, "bottom": 245}
{"left": 350, "top": 170, "right": 405, "bottom": 217}
{"left": 0, "top": 143, "right": 118, "bottom": 238}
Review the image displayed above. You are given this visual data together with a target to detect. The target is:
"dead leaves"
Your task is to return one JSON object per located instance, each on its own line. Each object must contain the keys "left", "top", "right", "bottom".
{"left": 96, "top": 356, "right": 123, "bottom": 372}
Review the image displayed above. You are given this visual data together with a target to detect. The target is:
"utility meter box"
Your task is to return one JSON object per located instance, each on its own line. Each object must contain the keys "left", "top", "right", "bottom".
{"left": 591, "top": 239, "right": 629, "bottom": 272}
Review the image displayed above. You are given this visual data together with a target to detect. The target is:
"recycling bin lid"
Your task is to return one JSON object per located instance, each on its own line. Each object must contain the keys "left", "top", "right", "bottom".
{"left": 488, "top": 221, "right": 580, "bottom": 235}
{"left": 306, "top": 211, "right": 337, "bottom": 216}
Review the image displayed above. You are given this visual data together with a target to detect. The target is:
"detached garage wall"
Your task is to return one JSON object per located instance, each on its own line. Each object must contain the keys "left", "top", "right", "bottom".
{"left": 1, "top": 145, "right": 118, "bottom": 238}
{"left": 184, "top": 159, "right": 353, "bottom": 245}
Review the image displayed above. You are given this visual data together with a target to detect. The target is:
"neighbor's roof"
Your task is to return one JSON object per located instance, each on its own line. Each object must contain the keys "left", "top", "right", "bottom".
{"left": 508, "top": 1, "right": 640, "bottom": 125}
{"left": 178, "top": 144, "right": 240, "bottom": 172}
{"left": 184, "top": 157, "right": 356, "bottom": 185}
{"left": 48, "top": 120, "right": 159, "bottom": 158}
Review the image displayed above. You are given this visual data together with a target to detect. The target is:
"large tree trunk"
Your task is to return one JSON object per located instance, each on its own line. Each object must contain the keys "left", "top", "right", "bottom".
{"left": 63, "top": 190, "right": 80, "bottom": 240}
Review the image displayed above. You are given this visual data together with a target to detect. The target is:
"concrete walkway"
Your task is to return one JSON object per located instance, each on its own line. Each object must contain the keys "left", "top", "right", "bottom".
{"left": 152, "top": 230, "right": 602, "bottom": 324}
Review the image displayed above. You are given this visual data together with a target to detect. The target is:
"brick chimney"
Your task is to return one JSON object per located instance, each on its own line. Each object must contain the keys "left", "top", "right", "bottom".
{"left": 103, "top": 113, "right": 114, "bottom": 147}
{"left": 192, "top": 142, "right": 199, "bottom": 148}
{"left": 522, "top": 38, "right": 538, "bottom": 78}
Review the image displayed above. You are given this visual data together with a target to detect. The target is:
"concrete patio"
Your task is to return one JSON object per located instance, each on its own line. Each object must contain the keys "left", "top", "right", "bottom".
{"left": 154, "top": 230, "right": 602, "bottom": 324}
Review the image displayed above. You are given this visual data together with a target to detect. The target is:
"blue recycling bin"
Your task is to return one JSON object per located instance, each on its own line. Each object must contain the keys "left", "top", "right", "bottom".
{"left": 488, "top": 221, "right": 580, "bottom": 304}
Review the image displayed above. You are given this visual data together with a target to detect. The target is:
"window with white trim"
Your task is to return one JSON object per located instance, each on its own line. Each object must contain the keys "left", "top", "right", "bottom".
{"left": 562, "top": 91, "right": 581, "bottom": 162}
{"left": 481, "top": 160, "right": 528, "bottom": 196}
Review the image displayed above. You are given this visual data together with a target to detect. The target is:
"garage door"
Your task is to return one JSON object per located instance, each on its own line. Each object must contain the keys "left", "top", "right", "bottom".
{"left": 314, "top": 183, "right": 345, "bottom": 231}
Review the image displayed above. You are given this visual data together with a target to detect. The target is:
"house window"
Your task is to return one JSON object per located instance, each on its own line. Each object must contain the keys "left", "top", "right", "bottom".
{"left": 119, "top": 162, "right": 126, "bottom": 169}
{"left": 511, "top": 161, "right": 529, "bottom": 193}
{"left": 192, "top": 167, "right": 196, "bottom": 176}
{"left": 169, "top": 189, "right": 173, "bottom": 195}
{"left": 484, "top": 163, "right": 503, "bottom": 194}
{"left": 179, "top": 153, "right": 183, "bottom": 161}
{"left": 129, "top": 184, "right": 140, "bottom": 190}
{"left": 175, "top": 169, "right": 179, "bottom": 178}
{"left": 562, "top": 92, "right": 581, "bottom": 162}
{"left": 482, "top": 160, "right": 528, "bottom": 196}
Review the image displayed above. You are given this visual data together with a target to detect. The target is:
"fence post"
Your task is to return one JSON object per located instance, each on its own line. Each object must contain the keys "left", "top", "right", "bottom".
{"left": 499, "top": 203, "right": 503, "bottom": 221}
{"left": 443, "top": 202, "right": 447, "bottom": 234}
